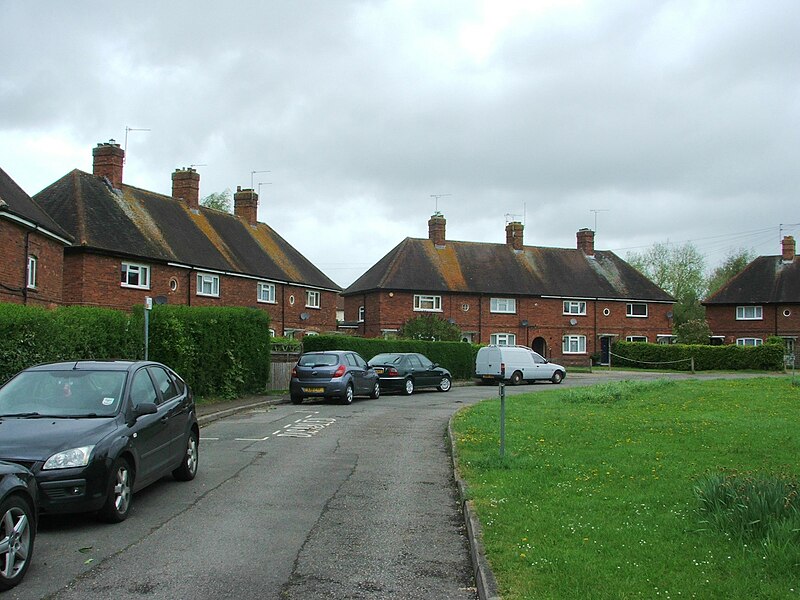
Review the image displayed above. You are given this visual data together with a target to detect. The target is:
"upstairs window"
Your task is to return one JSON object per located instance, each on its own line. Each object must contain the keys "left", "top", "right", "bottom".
{"left": 121, "top": 262, "right": 150, "bottom": 289}
{"left": 257, "top": 282, "right": 276, "bottom": 304}
{"left": 196, "top": 273, "right": 220, "bottom": 297}
{"left": 490, "top": 298, "right": 516, "bottom": 313}
{"left": 736, "top": 306, "right": 763, "bottom": 320}
{"left": 626, "top": 303, "right": 648, "bottom": 318}
{"left": 306, "top": 290, "right": 321, "bottom": 309}
{"left": 563, "top": 300, "right": 586, "bottom": 315}
{"left": 414, "top": 294, "right": 441, "bottom": 312}
{"left": 27, "top": 255, "right": 37, "bottom": 289}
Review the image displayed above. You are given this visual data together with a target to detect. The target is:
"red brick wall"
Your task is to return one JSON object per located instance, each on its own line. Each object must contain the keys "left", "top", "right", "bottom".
{"left": 59, "top": 252, "right": 338, "bottom": 334}
{"left": 706, "top": 304, "right": 800, "bottom": 344}
{"left": 0, "top": 220, "right": 64, "bottom": 306}
{"left": 345, "top": 290, "right": 674, "bottom": 364}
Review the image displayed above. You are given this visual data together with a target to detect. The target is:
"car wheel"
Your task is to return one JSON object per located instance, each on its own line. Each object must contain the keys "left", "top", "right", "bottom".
{"left": 0, "top": 495, "right": 35, "bottom": 592}
{"left": 290, "top": 394, "right": 303, "bottom": 405}
{"left": 510, "top": 371, "right": 523, "bottom": 385}
{"left": 403, "top": 378, "right": 414, "bottom": 395}
{"left": 551, "top": 371, "right": 564, "bottom": 384}
{"left": 173, "top": 429, "right": 199, "bottom": 481}
{"left": 437, "top": 376, "right": 452, "bottom": 392}
{"left": 341, "top": 384, "right": 354, "bottom": 405}
{"left": 98, "top": 457, "right": 133, "bottom": 523}
{"left": 370, "top": 382, "right": 380, "bottom": 399}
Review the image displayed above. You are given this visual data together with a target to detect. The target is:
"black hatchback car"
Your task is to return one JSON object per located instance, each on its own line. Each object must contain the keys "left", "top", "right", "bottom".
{"left": 0, "top": 360, "right": 199, "bottom": 523}
{"left": 368, "top": 353, "right": 452, "bottom": 395}
{"left": 0, "top": 460, "right": 37, "bottom": 592}
{"left": 290, "top": 351, "right": 380, "bottom": 405}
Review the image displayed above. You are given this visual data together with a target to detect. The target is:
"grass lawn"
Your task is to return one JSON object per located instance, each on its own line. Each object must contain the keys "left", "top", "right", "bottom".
{"left": 452, "top": 378, "right": 800, "bottom": 599}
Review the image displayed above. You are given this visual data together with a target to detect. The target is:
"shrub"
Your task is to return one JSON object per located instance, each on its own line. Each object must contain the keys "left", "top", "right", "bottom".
{"left": 612, "top": 340, "right": 784, "bottom": 371}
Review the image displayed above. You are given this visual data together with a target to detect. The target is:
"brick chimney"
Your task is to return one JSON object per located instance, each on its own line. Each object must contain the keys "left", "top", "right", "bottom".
{"left": 172, "top": 168, "right": 200, "bottom": 211}
{"left": 782, "top": 235, "right": 796, "bottom": 262}
{"left": 234, "top": 186, "right": 258, "bottom": 226}
{"left": 505, "top": 221, "right": 524, "bottom": 252}
{"left": 577, "top": 228, "right": 595, "bottom": 256}
{"left": 428, "top": 213, "right": 446, "bottom": 248}
{"left": 92, "top": 141, "right": 124, "bottom": 189}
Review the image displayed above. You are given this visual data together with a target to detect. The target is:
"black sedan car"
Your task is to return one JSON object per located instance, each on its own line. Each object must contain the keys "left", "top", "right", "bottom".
{"left": 0, "top": 360, "right": 199, "bottom": 523}
{"left": 0, "top": 461, "right": 37, "bottom": 592}
{"left": 290, "top": 351, "right": 380, "bottom": 405}
{"left": 368, "top": 353, "right": 452, "bottom": 395}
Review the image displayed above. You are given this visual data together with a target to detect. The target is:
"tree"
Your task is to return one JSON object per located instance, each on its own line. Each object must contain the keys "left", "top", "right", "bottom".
{"left": 674, "top": 319, "right": 712, "bottom": 345}
{"left": 706, "top": 249, "right": 754, "bottom": 297}
{"left": 200, "top": 189, "right": 232, "bottom": 212}
{"left": 627, "top": 242, "right": 707, "bottom": 326}
{"left": 399, "top": 315, "right": 461, "bottom": 341}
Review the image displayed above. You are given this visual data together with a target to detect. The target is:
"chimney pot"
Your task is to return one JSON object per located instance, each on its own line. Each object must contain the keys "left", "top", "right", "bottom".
{"left": 428, "top": 213, "right": 446, "bottom": 248}
{"left": 577, "top": 228, "right": 595, "bottom": 256}
{"left": 234, "top": 187, "right": 258, "bottom": 226}
{"left": 172, "top": 168, "right": 201, "bottom": 211}
{"left": 782, "top": 235, "right": 796, "bottom": 262}
{"left": 92, "top": 142, "right": 125, "bottom": 189}
{"left": 505, "top": 221, "right": 524, "bottom": 252}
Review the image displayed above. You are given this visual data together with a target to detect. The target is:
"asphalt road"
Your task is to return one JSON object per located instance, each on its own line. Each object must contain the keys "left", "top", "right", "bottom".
{"left": 10, "top": 370, "right": 783, "bottom": 599}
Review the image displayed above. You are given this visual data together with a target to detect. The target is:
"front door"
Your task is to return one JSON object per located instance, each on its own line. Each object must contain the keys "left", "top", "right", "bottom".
{"left": 532, "top": 337, "right": 547, "bottom": 358}
{"left": 600, "top": 337, "right": 611, "bottom": 365}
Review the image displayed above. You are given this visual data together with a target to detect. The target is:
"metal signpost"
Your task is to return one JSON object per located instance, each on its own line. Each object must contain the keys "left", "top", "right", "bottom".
{"left": 499, "top": 381, "right": 506, "bottom": 457}
{"left": 144, "top": 296, "right": 152, "bottom": 360}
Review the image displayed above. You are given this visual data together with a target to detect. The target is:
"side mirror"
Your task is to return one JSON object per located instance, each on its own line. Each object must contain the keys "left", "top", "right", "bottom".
{"left": 134, "top": 402, "right": 158, "bottom": 417}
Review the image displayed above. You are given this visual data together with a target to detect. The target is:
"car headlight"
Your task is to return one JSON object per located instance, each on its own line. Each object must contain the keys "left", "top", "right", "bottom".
{"left": 43, "top": 446, "right": 95, "bottom": 470}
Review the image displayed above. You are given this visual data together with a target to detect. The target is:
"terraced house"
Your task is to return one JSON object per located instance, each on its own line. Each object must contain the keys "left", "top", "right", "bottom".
{"left": 32, "top": 142, "right": 340, "bottom": 337}
{"left": 0, "top": 166, "right": 71, "bottom": 307}
{"left": 342, "top": 213, "right": 674, "bottom": 365}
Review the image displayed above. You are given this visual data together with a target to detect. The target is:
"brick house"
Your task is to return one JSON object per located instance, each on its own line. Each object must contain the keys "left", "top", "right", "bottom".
{"left": 0, "top": 166, "right": 71, "bottom": 307}
{"left": 33, "top": 142, "right": 340, "bottom": 336}
{"left": 342, "top": 213, "right": 674, "bottom": 365}
{"left": 703, "top": 236, "right": 800, "bottom": 357}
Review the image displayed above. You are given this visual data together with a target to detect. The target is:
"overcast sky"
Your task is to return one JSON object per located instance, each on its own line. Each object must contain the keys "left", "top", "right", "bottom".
{"left": 1, "top": 1, "right": 797, "bottom": 288}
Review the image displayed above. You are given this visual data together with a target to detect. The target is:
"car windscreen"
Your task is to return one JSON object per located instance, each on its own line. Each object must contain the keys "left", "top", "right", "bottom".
{"left": 0, "top": 370, "right": 128, "bottom": 417}
{"left": 369, "top": 354, "right": 403, "bottom": 365}
{"left": 298, "top": 354, "right": 338, "bottom": 367}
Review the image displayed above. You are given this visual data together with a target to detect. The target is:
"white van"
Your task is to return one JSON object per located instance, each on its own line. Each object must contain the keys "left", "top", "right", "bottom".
{"left": 475, "top": 345, "right": 566, "bottom": 385}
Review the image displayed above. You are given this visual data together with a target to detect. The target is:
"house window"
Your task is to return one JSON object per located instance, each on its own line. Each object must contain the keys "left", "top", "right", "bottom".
{"left": 26, "top": 255, "right": 37, "bottom": 289}
{"left": 358, "top": 306, "right": 365, "bottom": 322}
{"left": 736, "top": 338, "right": 763, "bottom": 347}
{"left": 257, "top": 282, "right": 276, "bottom": 303}
{"left": 306, "top": 290, "right": 320, "bottom": 309}
{"left": 626, "top": 336, "right": 647, "bottom": 343}
{"left": 626, "top": 303, "right": 648, "bottom": 318}
{"left": 563, "top": 300, "right": 586, "bottom": 315}
{"left": 490, "top": 333, "right": 516, "bottom": 346}
{"left": 656, "top": 334, "right": 675, "bottom": 345}
{"left": 121, "top": 262, "right": 150, "bottom": 289}
{"left": 196, "top": 273, "right": 220, "bottom": 297}
{"left": 490, "top": 298, "right": 516, "bottom": 313}
{"left": 736, "top": 306, "right": 763, "bottom": 320}
{"left": 562, "top": 335, "right": 587, "bottom": 354}
{"left": 414, "top": 294, "right": 442, "bottom": 312}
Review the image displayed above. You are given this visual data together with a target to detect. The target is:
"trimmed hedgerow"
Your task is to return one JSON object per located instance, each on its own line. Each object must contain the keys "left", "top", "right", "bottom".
{"left": 611, "top": 339, "right": 784, "bottom": 371}
{"left": 302, "top": 334, "right": 479, "bottom": 380}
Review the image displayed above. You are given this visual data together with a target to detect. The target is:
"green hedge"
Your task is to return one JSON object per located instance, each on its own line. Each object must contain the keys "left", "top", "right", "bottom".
{"left": 302, "top": 335, "right": 479, "bottom": 380}
{"left": 0, "top": 303, "right": 271, "bottom": 398}
{"left": 611, "top": 340, "right": 785, "bottom": 371}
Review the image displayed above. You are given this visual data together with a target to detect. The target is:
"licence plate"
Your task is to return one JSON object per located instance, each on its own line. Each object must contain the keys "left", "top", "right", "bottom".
{"left": 374, "top": 368, "right": 384, "bottom": 374}
{"left": 303, "top": 387, "right": 324, "bottom": 393}
{"left": 482, "top": 375, "right": 494, "bottom": 379}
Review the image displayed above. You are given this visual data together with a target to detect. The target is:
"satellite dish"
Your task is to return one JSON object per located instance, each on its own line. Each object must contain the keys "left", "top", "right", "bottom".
{"left": 666, "top": 311, "right": 674, "bottom": 318}
{"left": 520, "top": 319, "right": 529, "bottom": 327}
{"left": 569, "top": 318, "right": 578, "bottom": 326}
{"left": 154, "top": 295, "right": 168, "bottom": 305}
{"left": 300, "top": 312, "right": 310, "bottom": 321}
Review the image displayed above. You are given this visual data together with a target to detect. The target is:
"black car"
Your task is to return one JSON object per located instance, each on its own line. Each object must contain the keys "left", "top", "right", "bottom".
{"left": 290, "top": 351, "right": 380, "bottom": 405}
{"left": 368, "top": 353, "right": 452, "bottom": 395}
{"left": 0, "top": 360, "right": 199, "bottom": 523}
{"left": 0, "top": 461, "right": 37, "bottom": 592}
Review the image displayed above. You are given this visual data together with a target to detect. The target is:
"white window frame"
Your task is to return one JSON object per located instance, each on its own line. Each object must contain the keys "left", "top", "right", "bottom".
{"left": 562, "top": 334, "right": 587, "bottom": 354}
{"left": 736, "top": 338, "right": 763, "bottom": 347}
{"left": 257, "top": 282, "right": 276, "bottom": 304}
{"left": 563, "top": 300, "right": 587, "bottom": 315}
{"left": 490, "top": 333, "right": 516, "bottom": 346}
{"left": 121, "top": 262, "right": 150, "bottom": 289}
{"left": 626, "top": 336, "right": 648, "bottom": 343}
{"left": 306, "top": 290, "right": 321, "bottom": 309}
{"left": 626, "top": 303, "right": 648, "bottom": 318}
{"left": 196, "top": 272, "right": 220, "bottom": 297}
{"left": 413, "top": 294, "right": 442, "bottom": 312}
{"left": 27, "top": 255, "right": 37, "bottom": 289}
{"left": 490, "top": 297, "right": 517, "bottom": 313}
{"left": 736, "top": 305, "right": 763, "bottom": 320}
{"left": 358, "top": 306, "right": 365, "bottom": 322}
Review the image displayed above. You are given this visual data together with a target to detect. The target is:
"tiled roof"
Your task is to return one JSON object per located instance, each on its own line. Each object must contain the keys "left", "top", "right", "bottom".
{"left": 33, "top": 169, "right": 340, "bottom": 291}
{"left": 704, "top": 256, "right": 800, "bottom": 304}
{"left": 0, "top": 166, "right": 72, "bottom": 242}
{"left": 344, "top": 237, "right": 673, "bottom": 301}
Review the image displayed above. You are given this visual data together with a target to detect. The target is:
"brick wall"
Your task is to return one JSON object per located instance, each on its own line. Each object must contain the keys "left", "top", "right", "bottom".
{"left": 706, "top": 303, "right": 800, "bottom": 344}
{"left": 0, "top": 220, "right": 64, "bottom": 306}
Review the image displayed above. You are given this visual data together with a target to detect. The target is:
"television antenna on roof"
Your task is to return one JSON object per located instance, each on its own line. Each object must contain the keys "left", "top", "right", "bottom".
{"left": 123, "top": 126, "right": 150, "bottom": 164}
{"left": 590, "top": 209, "right": 610, "bottom": 232}
{"left": 430, "top": 193, "right": 451, "bottom": 214}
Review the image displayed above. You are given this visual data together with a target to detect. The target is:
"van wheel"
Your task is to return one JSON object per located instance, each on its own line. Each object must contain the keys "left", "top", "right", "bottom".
{"left": 551, "top": 371, "right": 564, "bottom": 384}
{"left": 510, "top": 371, "right": 523, "bottom": 385}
